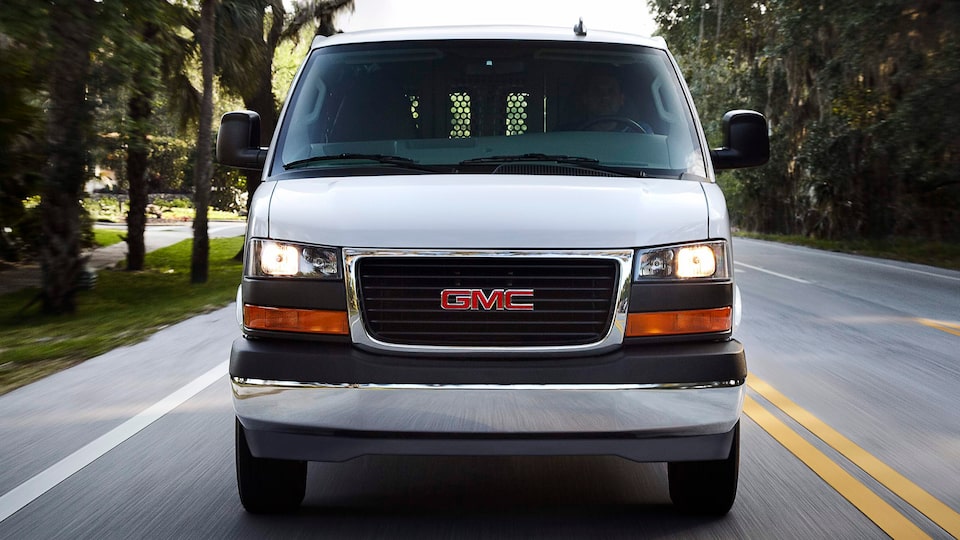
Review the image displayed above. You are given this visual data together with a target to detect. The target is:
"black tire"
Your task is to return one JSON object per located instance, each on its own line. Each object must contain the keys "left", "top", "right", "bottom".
{"left": 668, "top": 421, "right": 740, "bottom": 515}
{"left": 235, "top": 418, "right": 307, "bottom": 513}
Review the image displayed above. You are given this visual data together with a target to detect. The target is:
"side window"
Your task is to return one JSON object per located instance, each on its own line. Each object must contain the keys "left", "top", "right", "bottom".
{"left": 449, "top": 92, "right": 472, "bottom": 138}
{"left": 505, "top": 92, "right": 529, "bottom": 136}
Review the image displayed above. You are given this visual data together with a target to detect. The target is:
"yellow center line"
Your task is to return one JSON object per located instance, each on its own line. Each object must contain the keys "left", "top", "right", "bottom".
{"left": 916, "top": 318, "right": 960, "bottom": 337}
{"left": 742, "top": 395, "right": 931, "bottom": 539}
{"left": 748, "top": 375, "right": 960, "bottom": 538}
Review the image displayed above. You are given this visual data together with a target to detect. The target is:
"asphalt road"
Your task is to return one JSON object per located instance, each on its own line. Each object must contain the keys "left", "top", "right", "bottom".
{"left": 1, "top": 237, "right": 958, "bottom": 538}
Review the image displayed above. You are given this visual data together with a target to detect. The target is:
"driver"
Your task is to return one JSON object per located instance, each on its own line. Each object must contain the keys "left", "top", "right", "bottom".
{"left": 581, "top": 70, "right": 626, "bottom": 126}
{"left": 569, "top": 67, "right": 650, "bottom": 132}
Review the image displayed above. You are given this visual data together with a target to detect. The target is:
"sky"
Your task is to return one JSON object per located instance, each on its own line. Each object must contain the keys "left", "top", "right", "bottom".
{"left": 333, "top": 0, "right": 658, "bottom": 37}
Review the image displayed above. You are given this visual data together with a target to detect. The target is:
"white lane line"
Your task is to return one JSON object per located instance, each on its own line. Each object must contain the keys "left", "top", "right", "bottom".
{"left": 737, "top": 239, "right": 960, "bottom": 281}
{"left": 735, "top": 262, "right": 811, "bottom": 284}
{"left": 0, "top": 360, "right": 229, "bottom": 524}
{"left": 839, "top": 256, "right": 960, "bottom": 281}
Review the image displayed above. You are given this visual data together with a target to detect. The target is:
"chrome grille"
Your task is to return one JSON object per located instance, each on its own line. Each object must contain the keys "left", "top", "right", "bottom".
{"left": 356, "top": 257, "right": 619, "bottom": 346}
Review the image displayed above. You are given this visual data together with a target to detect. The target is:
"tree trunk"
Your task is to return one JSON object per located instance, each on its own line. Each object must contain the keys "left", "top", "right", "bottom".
{"left": 126, "top": 92, "right": 149, "bottom": 270}
{"left": 40, "top": 0, "right": 99, "bottom": 314}
{"left": 191, "top": 0, "right": 215, "bottom": 284}
{"left": 125, "top": 24, "right": 157, "bottom": 271}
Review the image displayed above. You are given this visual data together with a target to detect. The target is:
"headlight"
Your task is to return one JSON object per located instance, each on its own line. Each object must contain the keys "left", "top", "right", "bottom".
{"left": 247, "top": 238, "right": 340, "bottom": 279}
{"left": 635, "top": 241, "right": 729, "bottom": 280}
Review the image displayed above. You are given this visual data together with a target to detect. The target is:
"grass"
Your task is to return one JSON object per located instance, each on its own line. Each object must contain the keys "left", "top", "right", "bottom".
{"left": 93, "top": 228, "right": 126, "bottom": 248}
{"left": 0, "top": 236, "right": 244, "bottom": 395}
{"left": 735, "top": 232, "right": 960, "bottom": 271}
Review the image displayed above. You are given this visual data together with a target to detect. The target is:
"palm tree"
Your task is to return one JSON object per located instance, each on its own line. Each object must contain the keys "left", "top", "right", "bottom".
{"left": 39, "top": 0, "right": 102, "bottom": 314}
{"left": 216, "top": 0, "right": 355, "bottom": 206}
{"left": 191, "top": 0, "right": 217, "bottom": 284}
{"left": 119, "top": 9, "right": 163, "bottom": 272}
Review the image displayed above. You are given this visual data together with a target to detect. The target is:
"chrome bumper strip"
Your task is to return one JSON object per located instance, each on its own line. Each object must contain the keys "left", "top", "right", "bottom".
{"left": 233, "top": 378, "right": 744, "bottom": 438}
{"left": 232, "top": 377, "right": 744, "bottom": 391}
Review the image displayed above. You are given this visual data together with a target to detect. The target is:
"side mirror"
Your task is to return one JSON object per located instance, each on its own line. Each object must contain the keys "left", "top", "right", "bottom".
{"left": 216, "top": 110, "right": 267, "bottom": 171}
{"left": 710, "top": 110, "right": 769, "bottom": 170}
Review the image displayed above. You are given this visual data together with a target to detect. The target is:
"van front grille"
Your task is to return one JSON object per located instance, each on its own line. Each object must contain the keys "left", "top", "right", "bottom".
{"left": 356, "top": 257, "right": 619, "bottom": 347}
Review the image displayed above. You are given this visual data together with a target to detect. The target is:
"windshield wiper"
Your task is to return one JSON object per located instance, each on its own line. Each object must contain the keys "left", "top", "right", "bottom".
{"left": 283, "top": 153, "right": 435, "bottom": 172}
{"left": 459, "top": 153, "right": 600, "bottom": 165}
{"left": 459, "top": 153, "right": 632, "bottom": 176}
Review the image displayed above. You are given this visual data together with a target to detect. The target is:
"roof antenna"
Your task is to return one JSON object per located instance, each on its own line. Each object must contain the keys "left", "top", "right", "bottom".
{"left": 574, "top": 18, "right": 586, "bottom": 37}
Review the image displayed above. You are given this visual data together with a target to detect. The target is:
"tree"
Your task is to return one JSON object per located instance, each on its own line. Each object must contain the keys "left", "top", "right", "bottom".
{"left": 112, "top": 1, "right": 197, "bottom": 271}
{"left": 191, "top": 0, "right": 217, "bottom": 284}
{"left": 216, "top": 0, "right": 355, "bottom": 208}
{"left": 652, "top": 0, "right": 960, "bottom": 241}
{"left": 116, "top": 12, "right": 162, "bottom": 272}
{"left": 37, "top": 0, "right": 103, "bottom": 314}
{"left": 0, "top": 19, "right": 44, "bottom": 262}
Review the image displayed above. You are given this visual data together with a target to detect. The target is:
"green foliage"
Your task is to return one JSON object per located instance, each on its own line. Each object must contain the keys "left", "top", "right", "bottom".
{"left": 83, "top": 196, "right": 242, "bottom": 223}
{"left": 160, "top": 197, "right": 195, "bottom": 209}
{"left": 83, "top": 196, "right": 126, "bottom": 223}
{"left": 149, "top": 135, "right": 194, "bottom": 192}
{"left": 0, "top": 6, "right": 46, "bottom": 262}
{"left": 211, "top": 165, "right": 248, "bottom": 212}
{"left": 273, "top": 25, "right": 315, "bottom": 100}
{"left": 652, "top": 0, "right": 960, "bottom": 242}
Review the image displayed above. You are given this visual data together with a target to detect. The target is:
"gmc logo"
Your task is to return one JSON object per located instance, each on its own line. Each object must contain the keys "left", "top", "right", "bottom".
{"left": 440, "top": 289, "right": 534, "bottom": 311}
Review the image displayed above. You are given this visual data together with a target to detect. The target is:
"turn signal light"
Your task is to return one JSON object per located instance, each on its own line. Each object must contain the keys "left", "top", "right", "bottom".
{"left": 243, "top": 305, "right": 349, "bottom": 335}
{"left": 626, "top": 307, "right": 732, "bottom": 337}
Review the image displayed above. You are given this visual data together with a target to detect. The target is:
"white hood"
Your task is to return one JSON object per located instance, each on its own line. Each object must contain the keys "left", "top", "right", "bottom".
{"left": 260, "top": 175, "right": 709, "bottom": 249}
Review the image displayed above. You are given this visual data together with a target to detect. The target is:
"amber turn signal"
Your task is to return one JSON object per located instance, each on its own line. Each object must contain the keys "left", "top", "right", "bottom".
{"left": 626, "top": 307, "right": 732, "bottom": 337}
{"left": 243, "top": 305, "right": 349, "bottom": 335}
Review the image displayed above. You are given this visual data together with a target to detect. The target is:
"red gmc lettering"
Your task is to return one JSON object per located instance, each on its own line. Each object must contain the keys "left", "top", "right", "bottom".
{"left": 504, "top": 289, "right": 534, "bottom": 310}
{"left": 440, "top": 289, "right": 472, "bottom": 310}
{"left": 440, "top": 289, "right": 534, "bottom": 311}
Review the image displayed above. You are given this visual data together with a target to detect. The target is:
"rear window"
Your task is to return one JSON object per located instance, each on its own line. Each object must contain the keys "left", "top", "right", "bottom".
{"left": 274, "top": 39, "right": 706, "bottom": 178}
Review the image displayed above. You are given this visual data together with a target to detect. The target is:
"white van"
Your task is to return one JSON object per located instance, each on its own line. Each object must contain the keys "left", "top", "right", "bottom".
{"left": 218, "top": 24, "right": 769, "bottom": 515}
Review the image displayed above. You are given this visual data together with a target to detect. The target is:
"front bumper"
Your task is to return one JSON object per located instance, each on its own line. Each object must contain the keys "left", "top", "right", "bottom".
{"left": 231, "top": 338, "right": 746, "bottom": 462}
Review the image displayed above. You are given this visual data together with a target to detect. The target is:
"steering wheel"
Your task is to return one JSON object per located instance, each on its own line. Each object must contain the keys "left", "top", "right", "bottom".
{"left": 578, "top": 116, "right": 649, "bottom": 133}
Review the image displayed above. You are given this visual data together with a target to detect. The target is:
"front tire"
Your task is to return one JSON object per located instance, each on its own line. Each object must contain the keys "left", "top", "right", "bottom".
{"left": 668, "top": 421, "right": 740, "bottom": 515}
{"left": 236, "top": 418, "right": 307, "bottom": 513}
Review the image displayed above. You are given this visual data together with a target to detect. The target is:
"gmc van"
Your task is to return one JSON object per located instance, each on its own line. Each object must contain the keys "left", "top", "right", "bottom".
{"left": 218, "top": 24, "right": 769, "bottom": 515}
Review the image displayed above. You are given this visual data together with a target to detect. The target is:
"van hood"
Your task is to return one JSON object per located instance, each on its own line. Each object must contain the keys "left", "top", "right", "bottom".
{"left": 262, "top": 175, "right": 709, "bottom": 249}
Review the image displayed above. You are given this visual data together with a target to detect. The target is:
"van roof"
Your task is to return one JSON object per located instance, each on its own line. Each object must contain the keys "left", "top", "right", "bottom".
{"left": 311, "top": 25, "right": 667, "bottom": 50}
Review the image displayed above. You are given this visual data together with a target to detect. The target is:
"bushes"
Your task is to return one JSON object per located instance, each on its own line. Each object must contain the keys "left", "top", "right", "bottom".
{"left": 83, "top": 194, "right": 242, "bottom": 223}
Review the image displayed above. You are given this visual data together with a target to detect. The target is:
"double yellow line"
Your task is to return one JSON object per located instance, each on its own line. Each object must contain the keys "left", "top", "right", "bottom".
{"left": 916, "top": 318, "right": 960, "bottom": 338}
{"left": 744, "top": 374, "right": 960, "bottom": 539}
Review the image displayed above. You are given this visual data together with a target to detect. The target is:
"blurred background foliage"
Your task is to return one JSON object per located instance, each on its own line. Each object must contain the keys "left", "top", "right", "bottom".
{"left": 653, "top": 0, "right": 960, "bottom": 241}
{"left": 0, "top": 0, "right": 353, "bottom": 313}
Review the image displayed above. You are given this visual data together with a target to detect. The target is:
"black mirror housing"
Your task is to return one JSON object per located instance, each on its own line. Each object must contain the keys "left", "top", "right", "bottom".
{"left": 217, "top": 110, "right": 267, "bottom": 171}
{"left": 710, "top": 110, "right": 769, "bottom": 170}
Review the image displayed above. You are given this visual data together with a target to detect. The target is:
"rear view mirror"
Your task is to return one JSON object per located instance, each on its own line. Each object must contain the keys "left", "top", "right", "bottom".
{"left": 217, "top": 110, "right": 267, "bottom": 171}
{"left": 710, "top": 110, "right": 769, "bottom": 170}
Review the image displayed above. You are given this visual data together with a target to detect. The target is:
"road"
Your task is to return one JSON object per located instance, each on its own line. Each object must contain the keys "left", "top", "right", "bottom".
{"left": 0, "top": 237, "right": 958, "bottom": 538}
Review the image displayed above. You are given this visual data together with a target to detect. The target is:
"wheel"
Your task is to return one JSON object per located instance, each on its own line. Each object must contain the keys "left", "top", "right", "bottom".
{"left": 577, "top": 115, "right": 649, "bottom": 133}
{"left": 668, "top": 421, "right": 740, "bottom": 515}
{"left": 235, "top": 418, "right": 307, "bottom": 513}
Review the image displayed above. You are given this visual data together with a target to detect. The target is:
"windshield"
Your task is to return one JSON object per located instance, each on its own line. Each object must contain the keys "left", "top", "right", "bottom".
{"left": 273, "top": 39, "right": 706, "bottom": 178}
